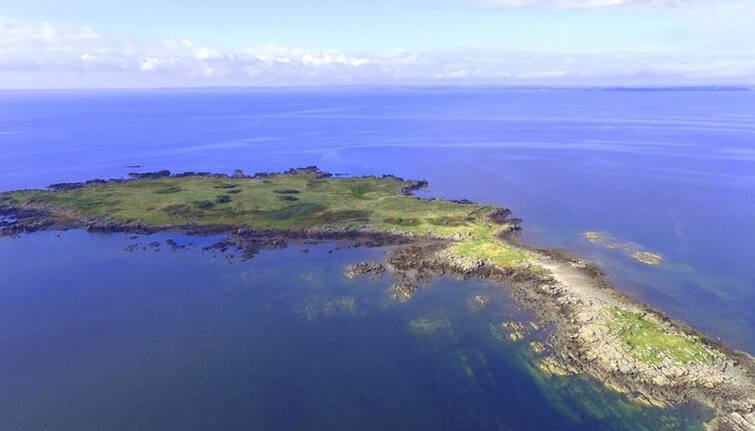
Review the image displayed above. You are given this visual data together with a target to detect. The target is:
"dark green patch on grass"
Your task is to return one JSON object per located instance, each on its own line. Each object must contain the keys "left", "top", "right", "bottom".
{"left": 215, "top": 195, "right": 232, "bottom": 204}
{"left": 274, "top": 189, "right": 300, "bottom": 194}
{"left": 226, "top": 189, "right": 242, "bottom": 194}
{"left": 73, "top": 195, "right": 122, "bottom": 210}
{"left": 427, "top": 216, "right": 468, "bottom": 227}
{"left": 278, "top": 195, "right": 299, "bottom": 202}
{"left": 351, "top": 185, "right": 371, "bottom": 199}
{"left": 163, "top": 204, "right": 201, "bottom": 218}
{"left": 384, "top": 217, "right": 420, "bottom": 226}
{"left": 268, "top": 202, "right": 324, "bottom": 220}
{"left": 314, "top": 210, "right": 371, "bottom": 224}
{"left": 194, "top": 200, "right": 216, "bottom": 210}
{"left": 306, "top": 179, "right": 327, "bottom": 189}
{"left": 155, "top": 186, "right": 182, "bottom": 194}
{"left": 213, "top": 184, "right": 239, "bottom": 189}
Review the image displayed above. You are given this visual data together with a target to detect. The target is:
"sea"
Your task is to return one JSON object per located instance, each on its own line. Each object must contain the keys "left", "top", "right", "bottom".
{"left": 0, "top": 87, "right": 753, "bottom": 430}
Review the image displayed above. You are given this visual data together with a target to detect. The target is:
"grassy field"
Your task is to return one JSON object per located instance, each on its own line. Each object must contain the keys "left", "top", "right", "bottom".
{"left": 1, "top": 170, "right": 530, "bottom": 268}
{"left": 608, "top": 307, "right": 720, "bottom": 365}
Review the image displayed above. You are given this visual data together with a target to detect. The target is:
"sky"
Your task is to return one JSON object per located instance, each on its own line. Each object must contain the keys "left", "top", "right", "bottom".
{"left": 1, "top": 0, "right": 754, "bottom": 88}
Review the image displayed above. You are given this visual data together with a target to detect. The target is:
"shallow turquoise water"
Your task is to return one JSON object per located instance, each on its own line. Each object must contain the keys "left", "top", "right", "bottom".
{"left": 0, "top": 231, "right": 709, "bottom": 430}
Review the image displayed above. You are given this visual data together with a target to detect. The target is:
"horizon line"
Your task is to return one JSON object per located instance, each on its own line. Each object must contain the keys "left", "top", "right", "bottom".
{"left": 1, "top": 84, "right": 753, "bottom": 92}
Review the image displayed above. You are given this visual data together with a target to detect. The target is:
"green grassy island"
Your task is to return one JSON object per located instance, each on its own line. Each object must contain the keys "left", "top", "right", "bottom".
{"left": 0, "top": 167, "right": 530, "bottom": 268}
{"left": 1, "top": 167, "right": 753, "bottom": 431}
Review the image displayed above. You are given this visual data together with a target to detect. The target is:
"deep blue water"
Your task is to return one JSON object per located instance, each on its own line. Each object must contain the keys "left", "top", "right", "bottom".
{"left": 0, "top": 231, "right": 708, "bottom": 430}
{"left": 0, "top": 88, "right": 753, "bottom": 429}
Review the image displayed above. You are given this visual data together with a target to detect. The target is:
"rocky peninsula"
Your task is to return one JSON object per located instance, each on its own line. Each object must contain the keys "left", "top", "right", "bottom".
{"left": 1, "top": 167, "right": 753, "bottom": 430}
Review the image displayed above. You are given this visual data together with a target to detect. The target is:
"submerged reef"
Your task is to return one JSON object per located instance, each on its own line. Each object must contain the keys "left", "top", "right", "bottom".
{"left": 1, "top": 167, "right": 753, "bottom": 430}
{"left": 582, "top": 231, "right": 664, "bottom": 266}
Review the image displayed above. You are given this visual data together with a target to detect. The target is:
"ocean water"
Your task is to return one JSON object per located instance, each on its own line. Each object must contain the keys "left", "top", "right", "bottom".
{"left": 0, "top": 231, "right": 708, "bottom": 430}
{"left": 0, "top": 88, "right": 753, "bottom": 429}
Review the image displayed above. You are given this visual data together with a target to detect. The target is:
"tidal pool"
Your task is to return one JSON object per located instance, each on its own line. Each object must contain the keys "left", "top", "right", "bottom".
{"left": 0, "top": 231, "right": 709, "bottom": 430}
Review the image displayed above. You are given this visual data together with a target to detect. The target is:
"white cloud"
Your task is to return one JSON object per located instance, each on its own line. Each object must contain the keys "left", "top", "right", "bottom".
{"left": 139, "top": 57, "right": 162, "bottom": 71}
{"left": 193, "top": 47, "right": 221, "bottom": 61}
{"left": 0, "top": 16, "right": 753, "bottom": 88}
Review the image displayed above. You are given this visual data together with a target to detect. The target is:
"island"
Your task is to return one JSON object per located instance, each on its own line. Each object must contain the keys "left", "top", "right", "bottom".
{"left": 1, "top": 167, "right": 753, "bottom": 430}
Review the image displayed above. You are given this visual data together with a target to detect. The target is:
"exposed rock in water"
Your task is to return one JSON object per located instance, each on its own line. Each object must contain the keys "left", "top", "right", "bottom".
{"left": 344, "top": 262, "right": 386, "bottom": 280}
{"left": 581, "top": 230, "right": 663, "bottom": 266}
{"left": 0, "top": 207, "right": 56, "bottom": 236}
{"left": 529, "top": 341, "right": 547, "bottom": 354}
{"left": 582, "top": 231, "right": 609, "bottom": 243}
{"left": 491, "top": 321, "right": 529, "bottom": 342}
{"left": 400, "top": 179, "right": 428, "bottom": 195}
{"left": 127, "top": 170, "right": 171, "bottom": 179}
{"left": 202, "top": 239, "right": 240, "bottom": 253}
{"left": 450, "top": 199, "right": 475, "bottom": 205}
{"left": 632, "top": 251, "right": 663, "bottom": 266}
{"left": 489, "top": 208, "right": 512, "bottom": 223}
{"left": 538, "top": 356, "right": 573, "bottom": 376}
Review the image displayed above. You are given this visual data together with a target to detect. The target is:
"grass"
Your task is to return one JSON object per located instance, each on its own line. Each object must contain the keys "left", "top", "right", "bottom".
{"left": 1, "top": 170, "right": 530, "bottom": 268}
{"left": 448, "top": 226, "right": 531, "bottom": 267}
{"left": 608, "top": 307, "right": 720, "bottom": 365}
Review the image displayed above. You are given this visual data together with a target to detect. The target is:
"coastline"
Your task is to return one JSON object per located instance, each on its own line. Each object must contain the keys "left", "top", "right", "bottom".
{"left": 1, "top": 168, "right": 753, "bottom": 430}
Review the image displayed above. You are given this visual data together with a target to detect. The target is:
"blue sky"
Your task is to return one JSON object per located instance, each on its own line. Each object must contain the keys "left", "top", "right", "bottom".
{"left": 1, "top": 0, "right": 754, "bottom": 87}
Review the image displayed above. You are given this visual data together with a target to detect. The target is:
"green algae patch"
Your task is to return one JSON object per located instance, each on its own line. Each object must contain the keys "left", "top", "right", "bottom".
{"left": 608, "top": 307, "right": 721, "bottom": 366}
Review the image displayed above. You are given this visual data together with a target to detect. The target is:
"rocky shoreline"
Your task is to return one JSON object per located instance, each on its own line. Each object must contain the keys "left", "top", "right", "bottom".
{"left": 1, "top": 169, "right": 753, "bottom": 430}
{"left": 363, "top": 235, "right": 754, "bottom": 430}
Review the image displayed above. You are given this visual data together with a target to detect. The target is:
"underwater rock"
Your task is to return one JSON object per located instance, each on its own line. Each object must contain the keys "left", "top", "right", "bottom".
{"left": 408, "top": 314, "right": 452, "bottom": 336}
{"left": 165, "top": 239, "right": 185, "bottom": 251}
{"left": 581, "top": 231, "right": 663, "bottom": 266}
{"left": 389, "top": 281, "right": 418, "bottom": 302}
{"left": 297, "top": 296, "right": 359, "bottom": 320}
{"left": 468, "top": 295, "right": 491, "bottom": 312}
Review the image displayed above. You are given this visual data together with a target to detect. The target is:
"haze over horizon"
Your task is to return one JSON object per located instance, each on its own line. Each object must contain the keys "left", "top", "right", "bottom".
{"left": 2, "top": 0, "right": 754, "bottom": 88}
